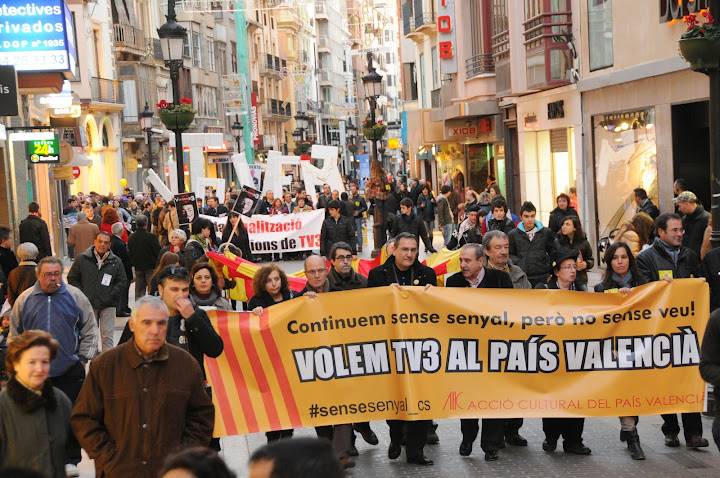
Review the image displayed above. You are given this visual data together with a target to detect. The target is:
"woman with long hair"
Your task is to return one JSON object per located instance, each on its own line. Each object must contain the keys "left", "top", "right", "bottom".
{"left": 221, "top": 212, "right": 253, "bottom": 262}
{"left": 247, "top": 264, "right": 295, "bottom": 442}
{"left": 594, "top": 241, "right": 648, "bottom": 460}
{"left": 149, "top": 252, "right": 180, "bottom": 296}
{"left": 555, "top": 215, "right": 594, "bottom": 288}
{"left": 614, "top": 212, "right": 654, "bottom": 256}
{"left": 100, "top": 207, "right": 128, "bottom": 243}
{"left": 189, "top": 262, "right": 230, "bottom": 310}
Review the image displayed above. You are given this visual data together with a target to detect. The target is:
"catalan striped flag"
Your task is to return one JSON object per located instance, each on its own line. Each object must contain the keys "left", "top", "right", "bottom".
{"left": 204, "top": 308, "right": 305, "bottom": 436}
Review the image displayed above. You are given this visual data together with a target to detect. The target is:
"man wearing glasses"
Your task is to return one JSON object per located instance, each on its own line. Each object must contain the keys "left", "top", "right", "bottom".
{"left": 637, "top": 213, "right": 709, "bottom": 450}
{"left": 11, "top": 256, "right": 98, "bottom": 474}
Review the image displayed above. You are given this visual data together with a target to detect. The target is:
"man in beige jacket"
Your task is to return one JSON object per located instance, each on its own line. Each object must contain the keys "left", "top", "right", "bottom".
{"left": 67, "top": 212, "right": 99, "bottom": 257}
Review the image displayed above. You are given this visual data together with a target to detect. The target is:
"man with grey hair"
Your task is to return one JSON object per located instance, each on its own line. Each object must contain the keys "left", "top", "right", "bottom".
{"left": 483, "top": 230, "right": 531, "bottom": 290}
{"left": 12, "top": 255, "right": 98, "bottom": 471}
{"left": 72, "top": 294, "right": 214, "bottom": 478}
{"left": 7, "top": 242, "right": 38, "bottom": 306}
{"left": 67, "top": 210, "right": 99, "bottom": 258}
{"left": 111, "top": 222, "right": 133, "bottom": 317}
{"left": 445, "top": 243, "right": 513, "bottom": 461}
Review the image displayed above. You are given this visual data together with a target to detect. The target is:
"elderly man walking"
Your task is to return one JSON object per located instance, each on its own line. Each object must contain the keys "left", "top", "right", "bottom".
{"left": 71, "top": 295, "right": 214, "bottom": 478}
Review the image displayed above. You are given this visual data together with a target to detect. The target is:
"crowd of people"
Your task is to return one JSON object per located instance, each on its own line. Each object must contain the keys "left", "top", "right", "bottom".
{"left": 1, "top": 174, "right": 720, "bottom": 477}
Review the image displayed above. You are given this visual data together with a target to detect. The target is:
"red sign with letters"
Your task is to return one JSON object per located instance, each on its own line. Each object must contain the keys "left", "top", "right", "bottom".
{"left": 436, "top": 0, "right": 457, "bottom": 74}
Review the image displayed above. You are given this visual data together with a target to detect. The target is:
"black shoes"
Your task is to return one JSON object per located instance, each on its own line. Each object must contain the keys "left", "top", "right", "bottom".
{"left": 686, "top": 436, "right": 709, "bottom": 449}
{"left": 427, "top": 423, "right": 440, "bottom": 445}
{"left": 484, "top": 450, "right": 499, "bottom": 461}
{"left": 664, "top": 433, "right": 680, "bottom": 448}
{"left": 459, "top": 441, "right": 473, "bottom": 456}
{"left": 407, "top": 455, "right": 434, "bottom": 466}
{"left": 505, "top": 433, "right": 528, "bottom": 447}
{"left": 347, "top": 444, "right": 359, "bottom": 457}
{"left": 620, "top": 430, "right": 645, "bottom": 460}
{"left": 353, "top": 425, "right": 379, "bottom": 445}
{"left": 388, "top": 442, "right": 402, "bottom": 460}
{"left": 542, "top": 438, "right": 557, "bottom": 452}
{"left": 563, "top": 442, "right": 592, "bottom": 455}
{"left": 117, "top": 310, "right": 131, "bottom": 317}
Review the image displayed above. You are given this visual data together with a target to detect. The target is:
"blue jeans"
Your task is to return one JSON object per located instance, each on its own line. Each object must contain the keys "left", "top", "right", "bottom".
{"left": 442, "top": 223, "right": 454, "bottom": 246}
{"left": 354, "top": 217, "right": 364, "bottom": 250}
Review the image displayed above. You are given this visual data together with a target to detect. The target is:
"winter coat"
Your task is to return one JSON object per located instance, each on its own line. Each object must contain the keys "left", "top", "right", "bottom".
{"left": 700, "top": 308, "right": 720, "bottom": 399}
{"left": 487, "top": 262, "right": 531, "bottom": 289}
{"left": 67, "top": 218, "right": 100, "bottom": 256}
{"left": 190, "top": 290, "right": 231, "bottom": 310}
{"left": 388, "top": 213, "right": 433, "bottom": 251}
{"left": 613, "top": 225, "right": 641, "bottom": 256}
{"left": 100, "top": 222, "right": 128, "bottom": 243}
{"left": 484, "top": 215, "right": 515, "bottom": 235}
{"left": 71, "top": 341, "right": 214, "bottom": 478}
{"left": 221, "top": 223, "right": 254, "bottom": 262}
{"left": 508, "top": 220, "right": 556, "bottom": 283}
{"left": 436, "top": 195, "right": 453, "bottom": 227}
{"left": 447, "top": 218, "right": 482, "bottom": 250}
{"left": 593, "top": 271, "right": 647, "bottom": 293}
{"left": 554, "top": 234, "right": 594, "bottom": 287}
{"left": 546, "top": 277, "right": 588, "bottom": 291}
{"left": 700, "top": 246, "right": 720, "bottom": 312}
{"left": 162, "top": 207, "right": 180, "bottom": 234}
{"left": 247, "top": 290, "right": 295, "bottom": 309}
{"left": 320, "top": 216, "right": 356, "bottom": 256}
{"left": 6, "top": 262, "right": 37, "bottom": 306}
{"left": 67, "top": 247, "right": 128, "bottom": 309}
{"left": 11, "top": 282, "right": 97, "bottom": 376}
{"left": 349, "top": 193, "right": 368, "bottom": 218}
{"left": 417, "top": 194, "right": 436, "bottom": 222}
{"left": 18, "top": 214, "right": 52, "bottom": 259}
{"left": 0, "top": 379, "right": 72, "bottom": 478}
{"left": 445, "top": 268, "right": 513, "bottom": 289}
{"left": 328, "top": 267, "right": 367, "bottom": 291}
{"left": 111, "top": 235, "right": 134, "bottom": 283}
{"left": 637, "top": 198, "right": 660, "bottom": 220}
{"left": 682, "top": 205, "right": 710, "bottom": 257}
{"left": 367, "top": 255, "right": 437, "bottom": 287}
{"left": 183, "top": 239, "right": 209, "bottom": 271}
{"left": 128, "top": 229, "right": 162, "bottom": 271}
{"left": 548, "top": 207, "right": 579, "bottom": 234}
{"left": 0, "top": 246, "right": 17, "bottom": 286}
{"left": 636, "top": 238, "right": 700, "bottom": 282}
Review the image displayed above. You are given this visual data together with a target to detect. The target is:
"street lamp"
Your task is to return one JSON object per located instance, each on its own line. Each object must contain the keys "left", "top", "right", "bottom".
{"left": 294, "top": 111, "right": 310, "bottom": 142}
{"left": 231, "top": 115, "right": 243, "bottom": 152}
{"left": 157, "top": 1, "right": 188, "bottom": 193}
{"left": 362, "top": 52, "right": 385, "bottom": 256}
{"left": 139, "top": 103, "right": 154, "bottom": 169}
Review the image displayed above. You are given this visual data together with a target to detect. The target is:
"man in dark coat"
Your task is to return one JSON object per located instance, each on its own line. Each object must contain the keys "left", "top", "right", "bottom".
{"left": 700, "top": 308, "right": 720, "bottom": 451}
{"left": 508, "top": 201, "right": 556, "bottom": 287}
{"left": 388, "top": 198, "right": 436, "bottom": 254}
{"left": 547, "top": 193, "right": 578, "bottom": 234}
{"left": 349, "top": 183, "right": 367, "bottom": 253}
{"left": 634, "top": 187, "right": 660, "bottom": 220}
{"left": 636, "top": 212, "right": 708, "bottom": 449}
{"left": 71, "top": 295, "right": 214, "bottom": 478}
{"left": 367, "top": 233, "right": 436, "bottom": 466}
{"left": 700, "top": 245, "right": 720, "bottom": 312}
{"left": 128, "top": 215, "right": 161, "bottom": 299}
{"left": 110, "top": 223, "right": 133, "bottom": 317}
{"left": 675, "top": 191, "right": 710, "bottom": 257}
{"left": 18, "top": 202, "right": 52, "bottom": 260}
{"left": 484, "top": 199, "right": 515, "bottom": 235}
{"left": 320, "top": 200, "right": 356, "bottom": 257}
{"left": 446, "top": 243, "right": 512, "bottom": 462}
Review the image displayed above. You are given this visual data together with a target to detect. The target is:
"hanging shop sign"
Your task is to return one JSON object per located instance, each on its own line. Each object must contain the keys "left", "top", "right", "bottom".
{"left": 445, "top": 117, "right": 494, "bottom": 142}
{"left": 0, "top": 0, "right": 77, "bottom": 76}
{"left": 251, "top": 91, "right": 260, "bottom": 146}
{"left": 26, "top": 135, "right": 60, "bottom": 163}
{"left": 547, "top": 100, "right": 565, "bottom": 120}
{"left": 0, "top": 65, "right": 18, "bottom": 116}
{"left": 437, "top": 0, "right": 457, "bottom": 74}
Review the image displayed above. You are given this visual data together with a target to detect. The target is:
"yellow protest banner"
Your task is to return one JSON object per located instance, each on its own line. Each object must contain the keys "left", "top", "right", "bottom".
{"left": 204, "top": 279, "right": 709, "bottom": 437}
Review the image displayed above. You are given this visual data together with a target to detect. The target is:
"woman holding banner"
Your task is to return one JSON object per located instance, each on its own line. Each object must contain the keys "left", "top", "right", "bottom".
{"left": 594, "top": 242, "right": 647, "bottom": 460}
{"left": 248, "top": 264, "right": 296, "bottom": 442}
{"left": 539, "top": 248, "right": 592, "bottom": 456}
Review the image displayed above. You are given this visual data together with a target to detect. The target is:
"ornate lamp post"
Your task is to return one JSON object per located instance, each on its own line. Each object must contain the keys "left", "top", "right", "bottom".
{"left": 157, "top": 2, "right": 188, "bottom": 193}
{"left": 362, "top": 53, "right": 385, "bottom": 256}
{"left": 231, "top": 116, "right": 243, "bottom": 152}
{"left": 139, "top": 103, "right": 154, "bottom": 169}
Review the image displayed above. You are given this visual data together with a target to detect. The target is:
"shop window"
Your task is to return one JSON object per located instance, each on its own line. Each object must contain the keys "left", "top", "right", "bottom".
{"left": 467, "top": 143, "right": 494, "bottom": 192}
{"left": 588, "top": 0, "right": 613, "bottom": 71}
{"left": 592, "top": 108, "right": 657, "bottom": 240}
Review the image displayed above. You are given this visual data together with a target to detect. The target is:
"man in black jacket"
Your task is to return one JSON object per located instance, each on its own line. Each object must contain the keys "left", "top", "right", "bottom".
{"left": 701, "top": 245, "right": 720, "bottom": 312}
{"left": 446, "top": 243, "right": 512, "bottom": 462}
{"left": 367, "top": 232, "right": 436, "bottom": 466}
{"left": 110, "top": 223, "right": 133, "bottom": 317}
{"left": 68, "top": 232, "right": 127, "bottom": 352}
{"left": 634, "top": 188, "right": 660, "bottom": 220}
{"left": 320, "top": 201, "right": 356, "bottom": 257}
{"left": 485, "top": 198, "right": 515, "bottom": 234}
{"left": 128, "top": 215, "right": 161, "bottom": 299}
{"left": 388, "top": 198, "right": 436, "bottom": 254}
{"left": 18, "top": 202, "right": 52, "bottom": 260}
{"left": 700, "top": 308, "right": 720, "bottom": 451}
{"left": 508, "top": 202, "right": 556, "bottom": 287}
{"left": 675, "top": 191, "right": 710, "bottom": 257}
{"left": 349, "top": 183, "right": 367, "bottom": 253}
{"left": 636, "top": 212, "right": 708, "bottom": 449}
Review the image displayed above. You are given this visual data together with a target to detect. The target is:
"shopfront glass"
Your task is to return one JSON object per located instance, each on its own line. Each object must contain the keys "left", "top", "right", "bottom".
{"left": 592, "top": 108, "right": 657, "bottom": 239}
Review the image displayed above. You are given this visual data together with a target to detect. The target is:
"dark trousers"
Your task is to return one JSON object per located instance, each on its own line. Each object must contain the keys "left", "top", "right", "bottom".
{"left": 266, "top": 429, "right": 294, "bottom": 442}
{"left": 713, "top": 415, "right": 720, "bottom": 451}
{"left": 119, "top": 282, "right": 131, "bottom": 313}
{"left": 661, "top": 413, "right": 703, "bottom": 440}
{"left": 542, "top": 418, "right": 584, "bottom": 445}
{"left": 460, "top": 418, "right": 505, "bottom": 452}
{"left": 50, "top": 361, "right": 85, "bottom": 464}
{"left": 388, "top": 420, "right": 429, "bottom": 460}
{"left": 504, "top": 418, "right": 524, "bottom": 437}
{"left": 135, "top": 269, "right": 153, "bottom": 299}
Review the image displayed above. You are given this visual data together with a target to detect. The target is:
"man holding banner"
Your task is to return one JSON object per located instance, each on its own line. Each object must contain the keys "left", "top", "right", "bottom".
{"left": 446, "top": 243, "right": 513, "bottom": 461}
{"left": 367, "top": 232, "right": 437, "bottom": 466}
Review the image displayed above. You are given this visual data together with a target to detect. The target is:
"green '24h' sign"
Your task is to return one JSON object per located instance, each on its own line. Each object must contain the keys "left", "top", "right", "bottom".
{"left": 26, "top": 136, "right": 60, "bottom": 163}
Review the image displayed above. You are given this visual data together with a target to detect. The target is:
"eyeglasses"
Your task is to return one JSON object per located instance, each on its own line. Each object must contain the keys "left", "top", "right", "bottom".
{"left": 334, "top": 254, "right": 353, "bottom": 262}
{"left": 560, "top": 264, "right": 578, "bottom": 271}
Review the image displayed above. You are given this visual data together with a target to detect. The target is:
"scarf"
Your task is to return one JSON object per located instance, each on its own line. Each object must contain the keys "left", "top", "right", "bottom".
{"left": 190, "top": 234, "right": 210, "bottom": 251}
{"left": 6, "top": 377, "right": 57, "bottom": 413}
{"left": 192, "top": 289, "right": 220, "bottom": 307}
{"left": 658, "top": 239, "right": 680, "bottom": 265}
{"left": 611, "top": 272, "right": 633, "bottom": 288}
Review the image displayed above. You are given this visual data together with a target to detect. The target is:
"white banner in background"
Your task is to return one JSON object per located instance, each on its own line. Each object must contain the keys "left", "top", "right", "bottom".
{"left": 201, "top": 210, "right": 325, "bottom": 253}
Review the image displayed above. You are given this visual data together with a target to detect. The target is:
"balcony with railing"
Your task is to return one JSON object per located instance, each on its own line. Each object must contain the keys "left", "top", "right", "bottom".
{"left": 90, "top": 77, "right": 123, "bottom": 104}
{"left": 523, "top": 5, "right": 572, "bottom": 90}
{"left": 113, "top": 23, "right": 146, "bottom": 57}
{"left": 430, "top": 88, "right": 441, "bottom": 108}
{"left": 413, "top": 0, "right": 435, "bottom": 33}
{"left": 263, "top": 99, "right": 292, "bottom": 121}
{"left": 317, "top": 68, "right": 345, "bottom": 87}
{"left": 402, "top": 1, "right": 412, "bottom": 36}
{"left": 260, "top": 54, "right": 285, "bottom": 78}
{"left": 465, "top": 53, "right": 495, "bottom": 79}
